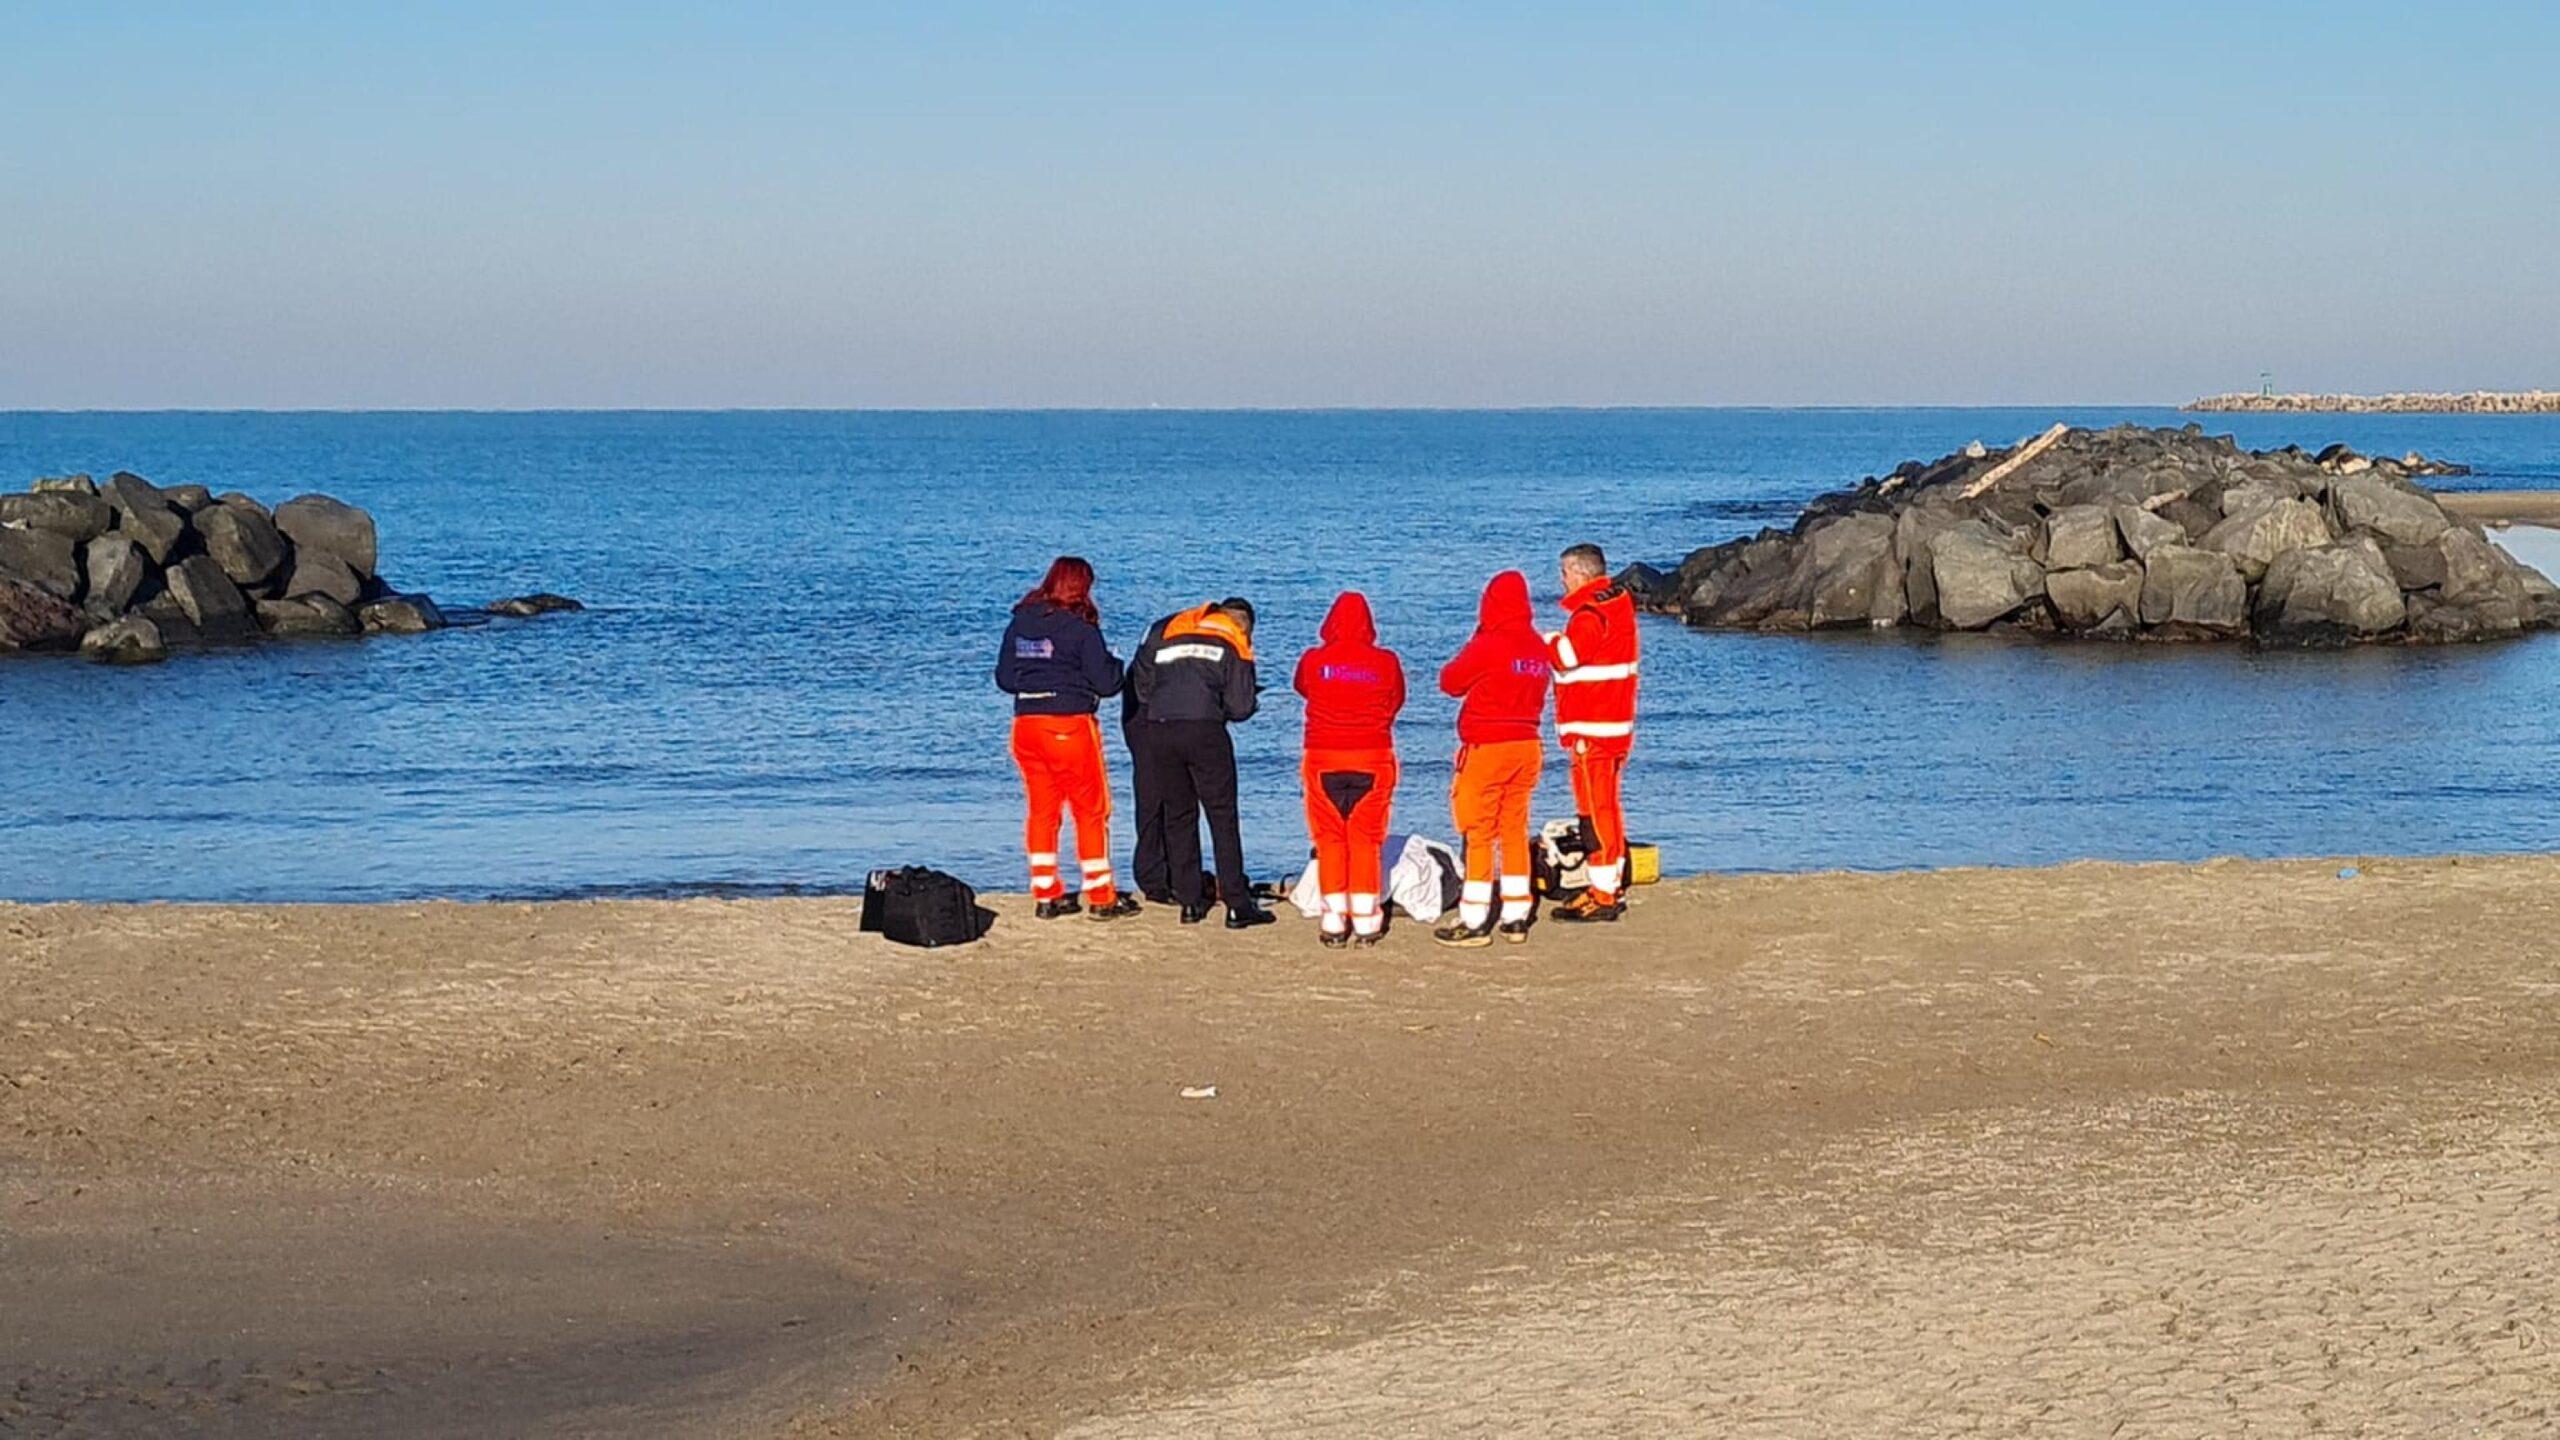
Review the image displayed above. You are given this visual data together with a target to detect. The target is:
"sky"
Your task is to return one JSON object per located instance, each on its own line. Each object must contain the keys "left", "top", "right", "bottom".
{"left": 5, "top": 2, "right": 2557, "bottom": 408}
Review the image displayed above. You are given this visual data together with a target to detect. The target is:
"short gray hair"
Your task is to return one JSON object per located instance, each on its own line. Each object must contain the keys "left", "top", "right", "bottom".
{"left": 1560, "top": 543, "right": 1608, "bottom": 579}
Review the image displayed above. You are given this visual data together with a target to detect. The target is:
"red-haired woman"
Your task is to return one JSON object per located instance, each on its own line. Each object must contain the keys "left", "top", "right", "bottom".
{"left": 995, "top": 557, "right": 1140, "bottom": 920}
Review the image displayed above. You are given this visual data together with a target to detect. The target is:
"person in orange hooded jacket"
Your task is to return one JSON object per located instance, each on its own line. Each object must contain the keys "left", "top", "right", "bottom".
{"left": 1434, "top": 571, "right": 1553, "bottom": 948}
{"left": 1294, "top": 591, "right": 1406, "bottom": 948}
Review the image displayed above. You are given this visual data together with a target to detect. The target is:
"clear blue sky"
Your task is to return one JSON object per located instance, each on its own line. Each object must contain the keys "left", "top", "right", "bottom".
{"left": 7, "top": 2, "right": 2556, "bottom": 408}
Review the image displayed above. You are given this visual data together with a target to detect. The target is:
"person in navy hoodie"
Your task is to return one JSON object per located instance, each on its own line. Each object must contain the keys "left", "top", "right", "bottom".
{"left": 994, "top": 556, "right": 1141, "bottom": 921}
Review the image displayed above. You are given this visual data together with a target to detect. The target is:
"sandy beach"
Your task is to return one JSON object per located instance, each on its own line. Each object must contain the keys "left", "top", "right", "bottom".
{"left": 5, "top": 857, "right": 2556, "bottom": 1436}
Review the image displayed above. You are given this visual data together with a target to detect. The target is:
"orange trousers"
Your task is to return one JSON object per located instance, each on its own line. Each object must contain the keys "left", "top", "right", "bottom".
{"left": 1302, "top": 749, "right": 1398, "bottom": 936}
{"left": 1450, "top": 739, "right": 1541, "bottom": 924}
{"left": 1568, "top": 739, "right": 1630, "bottom": 899}
{"left": 1009, "top": 715, "right": 1117, "bottom": 904}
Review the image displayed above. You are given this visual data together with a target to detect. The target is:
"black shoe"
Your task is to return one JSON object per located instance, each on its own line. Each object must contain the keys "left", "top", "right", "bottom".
{"left": 1225, "top": 905, "right": 1277, "bottom": 930}
{"left": 1088, "top": 895, "right": 1141, "bottom": 921}
{"left": 1142, "top": 890, "right": 1179, "bottom": 906}
{"left": 1433, "top": 917, "right": 1496, "bottom": 949}
{"left": 1179, "top": 903, "right": 1212, "bottom": 925}
{"left": 1351, "top": 931, "right": 1384, "bottom": 949}
{"left": 1319, "top": 928, "right": 1352, "bottom": 949}
{"left": 1551, "top": 892, "right": 1625, "bottom": 923}
{"left": 1498, "top": 917, "right": 1532, "bottom": 945}
{"left": 1034, "top": 896, "right": 1083, "bottom": 921}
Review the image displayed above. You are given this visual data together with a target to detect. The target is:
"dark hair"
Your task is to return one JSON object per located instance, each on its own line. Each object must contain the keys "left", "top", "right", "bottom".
{"left": 1216, "top": 596, "right": 1255, "bottom": 629}
{"left": 1560, "top": 543, "right": 1608, "bottom": 577}
{"left": 1025, "top": 556, "right": 1099, "bottom": 626}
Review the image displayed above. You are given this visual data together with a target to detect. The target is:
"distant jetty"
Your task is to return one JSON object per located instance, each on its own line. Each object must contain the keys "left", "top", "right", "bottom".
{"left": 2186, "top": 391, "right": 2560, "bottom": 414}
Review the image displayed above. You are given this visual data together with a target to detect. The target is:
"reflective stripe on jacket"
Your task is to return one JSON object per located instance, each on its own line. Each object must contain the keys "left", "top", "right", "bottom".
{"left": 1132, "top": 603, "right": 1259, "bottom": 724}
{"left": 1550, "top": 576, "right": 1638, "bottom": 744}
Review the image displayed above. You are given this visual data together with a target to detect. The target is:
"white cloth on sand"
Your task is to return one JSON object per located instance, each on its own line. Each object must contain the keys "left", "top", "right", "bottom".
{"left": 1288, "top": 833, "right": 1461, "bottom": 923}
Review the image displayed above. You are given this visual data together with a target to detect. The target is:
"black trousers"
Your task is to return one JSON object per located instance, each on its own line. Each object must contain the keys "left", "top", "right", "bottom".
{"left": 1137, "top": 719, "right": 1250, "bottom": 911}
{"left": 1122, "top": 719, "right": 1172, "bottom": 900}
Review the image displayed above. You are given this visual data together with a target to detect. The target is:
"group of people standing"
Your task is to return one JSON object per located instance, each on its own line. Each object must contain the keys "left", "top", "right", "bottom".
{"left": 993, "top": 544, "right": 1639, "bottom": 948}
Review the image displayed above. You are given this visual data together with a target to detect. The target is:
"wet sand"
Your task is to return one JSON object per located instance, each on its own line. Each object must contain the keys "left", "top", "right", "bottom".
{"left": 2438, "top": 490, "right": 2560, "bottom": 528}
{"left": 5, "top": 857, "right": 2556, "bottom": 1435}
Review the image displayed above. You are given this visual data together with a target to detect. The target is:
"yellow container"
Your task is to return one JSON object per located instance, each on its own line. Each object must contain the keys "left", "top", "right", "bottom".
{"left": 1627, "top": 842, "right": 1660, "bottom": 886}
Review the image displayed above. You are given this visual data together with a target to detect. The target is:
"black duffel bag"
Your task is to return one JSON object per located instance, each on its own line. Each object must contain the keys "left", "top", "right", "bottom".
{"left": 860, "top": 867, "right": 994, "bottom": 947}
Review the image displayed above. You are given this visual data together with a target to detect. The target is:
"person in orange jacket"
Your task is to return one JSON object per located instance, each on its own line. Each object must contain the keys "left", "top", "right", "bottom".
{"left": 993, "top": 556, "right": 1140, "bottom": 921}
{"left": 1294, "top": 591, "right": 1406, "bottom": 948}
{"left": 1547, "top": 543, "right": 1640, "bottom": 922}
{"left": 1434, "top": 571, "right": 1553, "bottom": 948}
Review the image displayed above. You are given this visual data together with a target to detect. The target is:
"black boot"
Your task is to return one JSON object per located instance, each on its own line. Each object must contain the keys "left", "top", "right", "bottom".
{"left": 1224, "top": 904, "right": 1277, "bottom": 930}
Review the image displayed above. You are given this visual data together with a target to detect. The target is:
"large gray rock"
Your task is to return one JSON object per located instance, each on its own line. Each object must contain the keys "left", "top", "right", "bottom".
{"left": 164, "top": 554, "right": 255, "bottom": 639}
{"left": 2437, "top": 527, "right": 2527, "bottom": 607}
{"left": 2404, "top": 528, "right": 2537, "bottom": 639}
{"left": 2046, "top": 561, "right": 2145, "bottom": 632}
{"left": 2138, "top": 546, "right": 2248, "bottom": 635}
{"left": 135, "top": 591, "right": 202, "bottom": 646}
{"left": 102, "top": 471, "right": 172, "bottom": 518}
{"left": 79, "top": 614, "right": 169, "bottom": 665}
{"left": 2, "top": 579, "right": 86, "bottom": 651}
{"left": 2253, "top": 538, "right": 2406, "bottom": 645}
{"left": 110, "top": 499, "right": 186, "bottom": 566}
{"left": 0, "top": 491, "right": 114, "bottom": 542}
{"left": 163, "top": 484, "right": 216, "bottom": 513}
{"left": 81, "top": 534, "right": 154, "bottom": 618}
{"left": 1800, "top": 513, "right": 1902, "bottom": 628}
{"left": 2041, "top": 504, "right": 2122, "bottom": 570}
{"left": 1614, "top": 563, "right": 1673, "bottom": 609}
{"left": 195, "top": 503, "right": 289, "bottom": 587}
{"left": 1896, "top": 504, "right": 1963, "bottom": 624}
{"left": 0, "top": 525, "right": 81, "bottom": 600}
{"left": 275, "top": 494, "right": 378, "bottom": 577}
{"left": 31, "top": 474, "right": 97, "bottom": 496}
{"left": 2406, "top": 592, "right": 2525, "bottom": 642}
{"left": 2216, "top": 478, "right": 2299, "bottom": 518}
{"left": 1681, "top": 533, "right": 1798, "bottom": 629}
{"left": 283, "top": 549, "right": 365, "bottom": 606}
{"left": 2379, "top": 541, "right": 2448, "bottom": 592}
{"left": 2330, "top": 473, "right": 2451, "bottom": 547}
{"left": 256, "top": 595, "right": 363, "bottom": 637}
{"left": 2202, "top": 497, "right": 2333, "bottom": 582}
{"left": 2112, "top": 503, "right": 2186, "bottom": 562}
{"left": 1928, "top": 521, "right": 2043, "bottom": 630}
{"left": 358, "top": 593, "right": 446, "bottom": 635}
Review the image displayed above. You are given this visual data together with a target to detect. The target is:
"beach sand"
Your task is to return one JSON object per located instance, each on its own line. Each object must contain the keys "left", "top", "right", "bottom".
{"left": 5, "top": 857, "right": 2556, "bottom": 1436}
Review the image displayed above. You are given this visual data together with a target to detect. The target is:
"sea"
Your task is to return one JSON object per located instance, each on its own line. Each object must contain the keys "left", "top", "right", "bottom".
{"left": 6, "top": 408, "right": 2560, "bottom": 904}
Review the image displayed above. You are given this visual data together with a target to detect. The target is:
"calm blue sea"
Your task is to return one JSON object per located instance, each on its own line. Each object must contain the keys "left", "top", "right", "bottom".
{"left": 6, "top": 408, "right": 2560, "bottom": 903}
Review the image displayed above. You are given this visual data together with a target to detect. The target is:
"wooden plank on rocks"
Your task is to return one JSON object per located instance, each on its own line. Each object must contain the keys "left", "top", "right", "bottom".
{"left": 1960, "top": 423, "right": 2071, "bottom": 500}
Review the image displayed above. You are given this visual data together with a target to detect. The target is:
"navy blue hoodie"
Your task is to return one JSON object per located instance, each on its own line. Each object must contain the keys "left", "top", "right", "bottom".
{"left": 995, "top": 600, "right": 1125, "bottom": 716}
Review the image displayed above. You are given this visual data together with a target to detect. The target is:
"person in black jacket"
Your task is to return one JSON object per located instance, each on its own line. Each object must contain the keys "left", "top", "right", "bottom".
{"left": 1129, "top": 597, "right": 1275, "bottom": 928}
{"left": 1120, "top": 612, "right": 1176, "bottom": 904}
{"left": 994, "top": 557, "right": 1141, "bottom": 921}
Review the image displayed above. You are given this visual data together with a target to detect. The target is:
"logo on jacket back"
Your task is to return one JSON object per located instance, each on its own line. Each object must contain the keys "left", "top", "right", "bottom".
{"left": 1512, "top": 657, "right": 1551, "bottom": 677}
{"left": 1319, "top": 663, "right": 1379, "bottom": 683}
{"left": 1155, "top": 642, "right": 1226, "bottom": 664}
{"left": 1013, "top": 637, "right": 1055, "bottom": 659}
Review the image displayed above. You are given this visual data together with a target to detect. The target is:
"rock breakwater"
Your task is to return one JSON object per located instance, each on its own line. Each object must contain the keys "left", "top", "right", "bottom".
{"left": 2186, "top": 391, "right": 2560, "bottom": 414}
{"left": 1, "top": 471, "right": 580, "bottom": 663}
{"left": 1622, "top": 425, "right": 2560, "bottom": 647}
